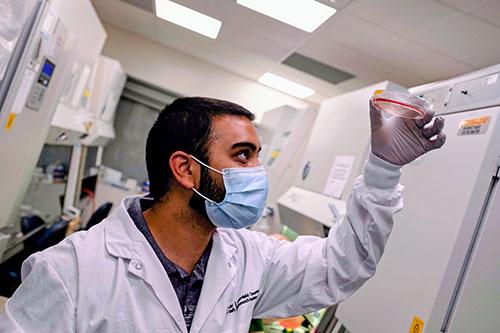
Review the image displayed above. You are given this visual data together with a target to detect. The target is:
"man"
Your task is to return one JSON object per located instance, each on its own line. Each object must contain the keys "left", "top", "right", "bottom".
{"left": 0, "top": 97, "right": 445, "bottom": 332}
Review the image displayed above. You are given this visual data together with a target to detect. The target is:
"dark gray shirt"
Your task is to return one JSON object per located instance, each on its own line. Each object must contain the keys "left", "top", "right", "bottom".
{"left": 127, "top": 197, "right": 212, "bottom": 331}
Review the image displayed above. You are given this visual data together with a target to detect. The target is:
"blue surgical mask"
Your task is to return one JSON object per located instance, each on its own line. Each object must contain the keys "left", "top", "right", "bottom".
{"left": 190, "top": 155, "right": 268, "bottom": 229}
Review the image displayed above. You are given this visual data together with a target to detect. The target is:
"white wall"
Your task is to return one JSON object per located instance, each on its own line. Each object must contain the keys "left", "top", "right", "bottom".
{"left": 101, "top": 24, "right": 311, "bottom": 122}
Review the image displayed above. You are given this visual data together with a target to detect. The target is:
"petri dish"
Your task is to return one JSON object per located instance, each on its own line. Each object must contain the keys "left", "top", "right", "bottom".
{"left": 371, "top": 90, "right": 430, "bottom": 119}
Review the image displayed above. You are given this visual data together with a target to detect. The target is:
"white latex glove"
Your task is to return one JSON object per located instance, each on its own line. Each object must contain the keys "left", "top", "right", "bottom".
{"left": 370, "top": 100, "right": 446, "bottom": 166}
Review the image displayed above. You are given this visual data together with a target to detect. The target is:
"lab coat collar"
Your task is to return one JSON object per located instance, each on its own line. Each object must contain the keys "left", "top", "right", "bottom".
{"left": 103, "top": 195, "right": 149, "bottom": 258}
{"left": 104, "top": 195, "right": 240, "bottom": 333}
{"left": 104, "top": 195, "right": 188, "bottom": 333}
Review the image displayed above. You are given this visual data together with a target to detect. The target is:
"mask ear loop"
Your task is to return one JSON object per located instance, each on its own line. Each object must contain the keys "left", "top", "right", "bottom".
{"left": 192, "top": 188, "right": 216, "bottom": 204}
{"left": 189, "top": 154, "right": 223, "bottom": 204}
{"left": 189, "top": 155, "right": 223, "bottom": 175}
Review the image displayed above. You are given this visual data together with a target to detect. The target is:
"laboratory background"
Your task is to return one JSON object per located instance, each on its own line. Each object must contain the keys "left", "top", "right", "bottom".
{"left": 0, "top": 0, "right": 499, "bottom": 332}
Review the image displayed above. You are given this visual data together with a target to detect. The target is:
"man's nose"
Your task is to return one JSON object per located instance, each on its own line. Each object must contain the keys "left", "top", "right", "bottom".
{"left": 249, "top": 157, "right": 261, "bottom": 167}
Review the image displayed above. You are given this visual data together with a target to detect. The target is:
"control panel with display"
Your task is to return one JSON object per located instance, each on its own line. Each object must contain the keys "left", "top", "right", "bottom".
{"left": 26, "top": 58, "right": 56, "bottom": 111}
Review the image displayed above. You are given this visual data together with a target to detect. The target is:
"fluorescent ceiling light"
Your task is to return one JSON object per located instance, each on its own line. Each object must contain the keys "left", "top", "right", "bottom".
{"left": 236, "top": 0, "right": 336, "bottom": 33}
{"left": 155, "top": 0, "right": 222, "bottom": 39}
{"left": 258, "top": 73, "right": 315, "bottom": 99}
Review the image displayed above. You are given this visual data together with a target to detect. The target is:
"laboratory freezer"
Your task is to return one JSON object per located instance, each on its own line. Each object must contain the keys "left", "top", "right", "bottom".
{"left": 335, "top": 65, "right": 500, "bottom": 333}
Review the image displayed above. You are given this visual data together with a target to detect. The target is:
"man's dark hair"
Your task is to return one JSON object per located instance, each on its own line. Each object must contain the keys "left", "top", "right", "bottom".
{"left": 146, "top": 97, "right": 255, "bottom": 202}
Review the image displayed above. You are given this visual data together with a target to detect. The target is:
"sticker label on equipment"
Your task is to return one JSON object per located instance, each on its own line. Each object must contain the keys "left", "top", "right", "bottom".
{"left": 409, "top": 316, "right": 424, "bottom": 333}
{"left": 486, "top": 73, "right": 498, "bottom": 85}
{"left": 5, "top": 113, "right": 16, "bottom": 131}
{"left": 12, "top": 68, "right": 36, "bottom": 114}
{"left": 457, "top": 116, "right": 490, "bottom": 136}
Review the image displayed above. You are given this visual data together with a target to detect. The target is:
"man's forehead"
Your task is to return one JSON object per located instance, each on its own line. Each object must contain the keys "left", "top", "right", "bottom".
{"left": 210, "top": 115, "right": 259, "bottom": 147}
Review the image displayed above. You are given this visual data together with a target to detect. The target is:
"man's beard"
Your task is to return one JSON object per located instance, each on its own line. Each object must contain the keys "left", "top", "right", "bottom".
{"left": 189, "top": 165, "right": 226, "bottom": 220}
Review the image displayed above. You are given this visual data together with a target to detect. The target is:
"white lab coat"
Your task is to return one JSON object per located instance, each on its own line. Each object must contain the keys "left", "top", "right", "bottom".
{"left": 0, "top": 154, "right": 404, "bottom": 333}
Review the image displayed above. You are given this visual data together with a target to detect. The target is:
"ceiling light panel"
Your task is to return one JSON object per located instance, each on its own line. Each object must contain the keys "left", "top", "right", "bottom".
{"left": 236, "top": 0, "right": 336, "bottom": 33}
{"left": 155, "top": 0, "right": 222, "bottom": 39}
{"left": 258, "top": 73, "right": 315, "bottom": 99}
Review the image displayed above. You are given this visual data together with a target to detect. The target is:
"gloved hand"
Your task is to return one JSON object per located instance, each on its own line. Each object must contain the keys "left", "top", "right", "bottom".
{"left": 370, "top": 100, "right": 446, "bottom": 166}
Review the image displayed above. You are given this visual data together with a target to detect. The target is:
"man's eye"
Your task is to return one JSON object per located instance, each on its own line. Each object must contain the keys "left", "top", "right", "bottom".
{"left": 236, "top": 151, "right": 249, "bottom": 162}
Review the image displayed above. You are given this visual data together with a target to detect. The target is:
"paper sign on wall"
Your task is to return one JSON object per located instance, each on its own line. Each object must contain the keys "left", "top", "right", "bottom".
{"left": 323, "top": 155, "right": 355, "bottom": 199}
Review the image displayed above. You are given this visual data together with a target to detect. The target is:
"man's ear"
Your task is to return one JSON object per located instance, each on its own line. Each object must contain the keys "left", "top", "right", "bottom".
{"left": 169, "top": 151, "right": 199, "bottom": 190}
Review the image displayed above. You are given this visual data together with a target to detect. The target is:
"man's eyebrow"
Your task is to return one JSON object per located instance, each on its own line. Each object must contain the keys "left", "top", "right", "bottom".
{"left": 231, "top": 142, "right": 261, "bottom": 152}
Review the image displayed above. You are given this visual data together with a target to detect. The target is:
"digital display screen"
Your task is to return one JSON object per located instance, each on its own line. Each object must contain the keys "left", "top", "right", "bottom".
{"left": 41, "top": 60, "right": 55, "bottom": 77}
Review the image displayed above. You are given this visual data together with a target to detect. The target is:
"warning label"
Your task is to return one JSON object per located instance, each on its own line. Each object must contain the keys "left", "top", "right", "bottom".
{"left": 409, "top": 315, "right": 424, "bottom": 333}
{"left": 5, "top": 113, "right": 16, "bottom": 131}
{"left": 458, "top": 116, "right": 490, "bottom": 136}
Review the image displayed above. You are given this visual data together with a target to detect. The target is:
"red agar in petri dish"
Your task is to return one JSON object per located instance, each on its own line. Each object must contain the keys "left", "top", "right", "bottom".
{"left": 371, "top": 90, "right": 430, "bottom": 119}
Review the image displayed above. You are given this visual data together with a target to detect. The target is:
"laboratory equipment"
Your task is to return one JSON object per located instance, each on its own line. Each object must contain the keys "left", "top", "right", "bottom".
{"left": 81, "top": 56, "right": 126, "bottom": 146}
{"left": 0, "top": 0, "right": 106, "bottom": 232}
{"left": 47, "top": 0, "right": 108, "bottom": 145}
{"left": 0, "top": 0, "right": 74, "bottom": 231}
{"left": 277, "top": 81, "right": 405, "bottom": 236}
{"left": 335, "top": 64, "right": 500, "bottom": 333}
{"left": 255, "top": 105, "right": 318, "bottom": 233}
{"left": 371, "top": 90, "right": 428, "bottom": 119}
{"left": 47, "top": 55, "right": 126, "bottom": 146}
{"left": 45, "top": 55, "right": 126, "bottom": 215}
{"left": 0, "top": 1, "right": 35, "bottom": 82}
